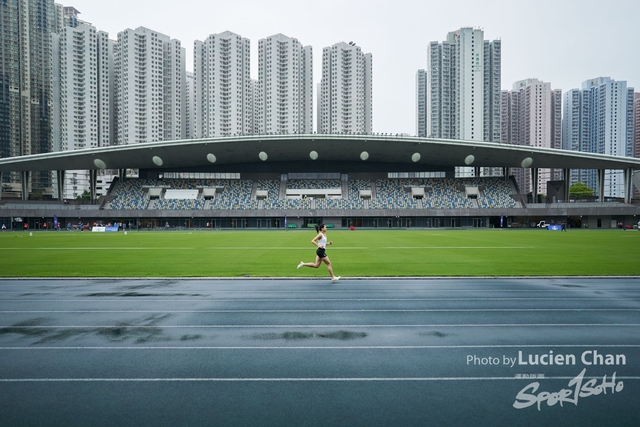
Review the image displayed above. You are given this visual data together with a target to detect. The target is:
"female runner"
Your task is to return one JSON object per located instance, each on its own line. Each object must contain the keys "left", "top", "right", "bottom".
{"left": 297, "top": 223, "right": 340, "bottom": 282}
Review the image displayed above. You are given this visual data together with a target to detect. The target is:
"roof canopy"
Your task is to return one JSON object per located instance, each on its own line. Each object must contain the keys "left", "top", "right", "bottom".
{"left": 1, "top": 135, "right": 639, "bottom": 173}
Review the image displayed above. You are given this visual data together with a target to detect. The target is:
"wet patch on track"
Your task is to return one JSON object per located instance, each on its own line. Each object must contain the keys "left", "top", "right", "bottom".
{"left": 0, "top": 314, "right": 179, "bottom": 344}
{"left": 244, "top": 330, "right": 368, "bottom": 341}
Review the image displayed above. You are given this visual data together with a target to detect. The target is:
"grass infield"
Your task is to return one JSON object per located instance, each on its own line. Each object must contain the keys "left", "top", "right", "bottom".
{"left": 0, "top": 228, "right": 637, "bottom": 278}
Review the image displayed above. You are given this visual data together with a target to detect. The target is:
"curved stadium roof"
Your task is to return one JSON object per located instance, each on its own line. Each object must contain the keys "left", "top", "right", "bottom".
{"left": 1, "top": 135, "right": 639, "bottom": 174}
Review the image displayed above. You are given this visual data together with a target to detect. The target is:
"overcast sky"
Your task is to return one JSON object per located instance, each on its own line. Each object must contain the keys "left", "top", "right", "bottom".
{"left": 68, "top": 0, "right": 639, "bottom": 135}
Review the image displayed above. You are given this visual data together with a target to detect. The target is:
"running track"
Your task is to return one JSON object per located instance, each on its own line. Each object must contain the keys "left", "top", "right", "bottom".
{"left": 0, "top": 278, "right": 639, "bottom": 426}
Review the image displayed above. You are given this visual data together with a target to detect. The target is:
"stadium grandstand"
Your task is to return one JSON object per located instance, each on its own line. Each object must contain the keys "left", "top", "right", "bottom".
{"left": 1, "top": 134, "right": 640, "bottom": 231}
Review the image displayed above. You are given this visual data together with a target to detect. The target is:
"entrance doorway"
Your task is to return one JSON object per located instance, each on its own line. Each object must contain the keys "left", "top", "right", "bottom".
{"left": 304, "top": 218, "right": 322, "bottom": 229}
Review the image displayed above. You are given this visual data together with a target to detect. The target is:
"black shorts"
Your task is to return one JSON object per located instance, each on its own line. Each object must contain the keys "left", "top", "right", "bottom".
{"left": 316, "top": 247, "right": 327, "bottom": 258}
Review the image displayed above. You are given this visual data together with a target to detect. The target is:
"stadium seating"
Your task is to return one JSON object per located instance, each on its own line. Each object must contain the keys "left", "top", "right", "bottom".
{"left": 105, "top": 176, "right": 518, "bottom": 211}
{"left": 107, "top": 179, "right": 152, "bottom": 210}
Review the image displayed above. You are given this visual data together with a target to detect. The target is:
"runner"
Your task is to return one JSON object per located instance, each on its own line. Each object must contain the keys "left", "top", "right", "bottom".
{"left": 297, "top": 223, "right": 340, "bottom": 282}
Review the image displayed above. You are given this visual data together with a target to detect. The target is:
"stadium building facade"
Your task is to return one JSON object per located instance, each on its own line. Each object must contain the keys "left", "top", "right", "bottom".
{"left": 1, "top": 135, "right": 639, "bottom": 231}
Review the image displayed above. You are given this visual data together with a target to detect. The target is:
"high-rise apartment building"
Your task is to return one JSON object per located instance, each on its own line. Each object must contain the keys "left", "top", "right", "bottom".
{"left": 634, "top": 93, "right": 640, "bottom": 158}
{"left": 54, "top": 23, "right": 108, "bottom": 151}
{"left": 500, "top": 90, "right": 510, "bottom": 144}
{"left": 318, "top": 42, "right": 372, "bottom": 134}
{"left": 52, "top": 10, "right": 113, "bottom": 199}
{"left": 415, "top": 69, "right": 427, "bottom": 137}
{"left": 97, "top": 31, "right": 114, "bottom": 148}
{"left": 426, "top": 28, "right": 501, "bottom": 142}
{"left": 114, "top": 27, "right": 185, "bottom": 145}
{"left": 194, "top": 31, "right": 251, "bottom": 137}
{"left": 425, "top": 28, "right": 501, "bottom": 177}
{"left": 255, "top": 34, "right": 312, "bottom": 135}
{"left": 502, "top": 79, "right": 562, "bottom": 195}
{"left": 165, "top": 38, "right": 186, "bottom": 141}
{"left": 550, "top": 86, "right": 563, "bottom": 183}
{"left": 634, "top": 93, "right": 640, "bottom": 198}
{"left": 250, "top": 78, "right": 259, "bottom": 135}
{"left": 53, "top": 4, "right": 83, "bottom": 32}
{"left": 562, "top": 77, "right": 634, "bottom": 198}
{"left": 184, "top": 71, "right": 195, "bottom": 139}
{"left": 0, "top": 0, "right": 55, "bottom": 195}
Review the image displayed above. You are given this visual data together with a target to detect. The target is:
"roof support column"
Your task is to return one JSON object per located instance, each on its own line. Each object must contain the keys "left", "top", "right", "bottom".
{"left": 531, "top": 168, "right": 539, "bottom": 201}
{"left": 597, "top": 169, "right": 605, "bottom": 203}
{"left": 502, "top": 167, "right": 508, "bottom": 181}
{"left": 119, "top": 169, "right": 126, "bottom": 183}
{"left": 0, "top": 171, "right": 2, "bottom": 200}
{"left": 21, "top": 171, "right": 30, "bottom": 201}
{"left": 90, "top": 169, "right": 97, "bottom": 205}
{"left": 563, "top": 169, "right": 570, "bottom": 202}
{"left": 624, "top": 167, "right": 633, "bottom": 204}
{"left": 56, "top": 170, "right": 65, "bottom": 201}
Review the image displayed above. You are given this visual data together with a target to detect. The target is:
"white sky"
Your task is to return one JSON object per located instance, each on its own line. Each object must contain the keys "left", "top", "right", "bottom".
{"left": 68, "top": 0, "right": 639, "bottom": 135}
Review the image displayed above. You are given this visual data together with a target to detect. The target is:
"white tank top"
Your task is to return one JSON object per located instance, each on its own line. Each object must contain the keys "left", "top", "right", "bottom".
{"left": 318, "top": 233, "right": 327, "bottom": 248}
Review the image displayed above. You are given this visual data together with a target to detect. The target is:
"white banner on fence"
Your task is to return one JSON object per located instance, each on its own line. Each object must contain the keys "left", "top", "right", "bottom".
{"left": 91, "top": 226, "right": 119, "bottom": 232}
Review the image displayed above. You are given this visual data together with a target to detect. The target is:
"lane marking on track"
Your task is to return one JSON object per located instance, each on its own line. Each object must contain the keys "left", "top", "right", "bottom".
{"left": 1, "top": 376, "right": 639, "bottom": 382}
{"left": 2, "top": 344, "right": 640, "bottom": 350}
{"left": 2, "top": 289, "right": 639, "bottom": 293}
{"left": 2, "top": 308, "right": 639, "bottom": 313}
{"left": 0, "top": 297, "right": 634, "bottom": 302}
{"left": 2, "top": 323, "right": 640, "bottom": 328}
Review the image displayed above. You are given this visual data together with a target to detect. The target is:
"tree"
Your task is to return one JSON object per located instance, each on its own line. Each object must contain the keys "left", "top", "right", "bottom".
{"left": 569, "top": 182, "right": 594, "bottom": 200}
{"left": 77, "top": 190, "right": 91, "bottom": 201}
{"left": 30, "top": 185, "right": 45, "bottom": 200}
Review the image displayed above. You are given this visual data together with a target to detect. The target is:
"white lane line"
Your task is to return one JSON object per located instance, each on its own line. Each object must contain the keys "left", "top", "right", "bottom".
{"left": 2, "top": 308, "right": 638, "bottom": 313}
{"left": 0, "top": 297, "right": 634, "bottom": 302}
{"left": 208, "top": 246, "right": 538, "bottom": 250}
{"left": 0, "top": 290, "right": 640, "bottom": 301}
{"left": 2, "top": 324, "right": 640, "bottom": 328}
{"left": 2, "top": 286, "right": 639, "bottom": 290}
{"left": 2, "top": 344, "right": 640, "bottom": 350}
{"left": 0, "top": 247, "right": 196, "bottom": 250}
{"left": 1, "top": 376, "right": 639, "bottom": 382}
{"left": 0, "top": 246, "right": 536, "bottom": 250}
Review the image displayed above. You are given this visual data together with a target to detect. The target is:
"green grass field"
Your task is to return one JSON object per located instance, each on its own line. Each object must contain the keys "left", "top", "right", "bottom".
{"left": 0, "top": 228, "right": 638, "bottom": 278}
